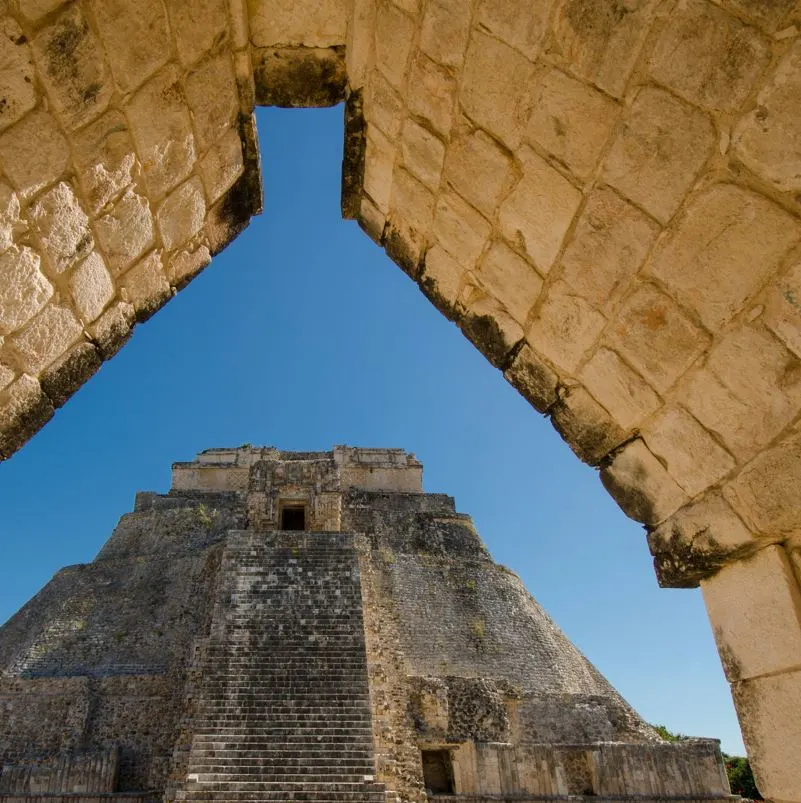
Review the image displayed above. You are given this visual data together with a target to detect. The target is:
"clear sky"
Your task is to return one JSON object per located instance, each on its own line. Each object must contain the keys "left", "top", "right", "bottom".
{"left": 0, "top": 105, "right": 744, "bottom": 754}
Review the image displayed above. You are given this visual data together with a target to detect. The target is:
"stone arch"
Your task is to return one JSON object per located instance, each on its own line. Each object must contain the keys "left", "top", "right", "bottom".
{"left": 0, "top": 0, "right": 801, "bottom": 797}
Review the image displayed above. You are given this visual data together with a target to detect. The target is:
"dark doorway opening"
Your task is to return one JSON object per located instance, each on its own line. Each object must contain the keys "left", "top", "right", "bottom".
{"left": 421, "top": 750, "right": 454, "bottom": 795}
{"left": 281, "top": 506, "right": 306, "bottom": 531}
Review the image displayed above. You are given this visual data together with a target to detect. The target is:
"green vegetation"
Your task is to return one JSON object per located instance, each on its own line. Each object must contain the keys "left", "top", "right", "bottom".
{"left": 194, "top": 503, "right": 215, "bottom": 527}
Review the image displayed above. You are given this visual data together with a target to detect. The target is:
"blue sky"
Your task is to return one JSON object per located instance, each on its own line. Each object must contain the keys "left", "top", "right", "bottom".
{"left": 0, "top": 105, "right": 744, "bottom": 754}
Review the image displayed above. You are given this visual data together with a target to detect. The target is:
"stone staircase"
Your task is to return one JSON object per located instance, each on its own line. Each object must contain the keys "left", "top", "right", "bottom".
{"left": 175, "top": 530, "right": 388, "bottom": 803}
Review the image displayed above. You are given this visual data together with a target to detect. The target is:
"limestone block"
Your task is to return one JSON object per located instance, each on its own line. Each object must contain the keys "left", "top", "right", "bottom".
{"left": 649, "top": 493, "right": 756, "bottom": 588}
{"left": 120, "top": 252, "right": 171, "bottom": 321}
{"left": 0, "top": 246, "right": 53, "bottom": 336}
{"left": 88, "top": 301, "right": 134, "bottom": 359}
{"left": 357, "top": 195, "right": 385, "bottom": 244}
{"left": 527, "top": 279, "right": 606, "bottom": 373}
{"left": 0, "top": 374, "right": 53, "bottom": 459}
{"left": 199, "top": 128, "right": 244, "bottom": 206}
{"left": 649, "top": 185, "right": 800, "bottom": 331}
{"left": 600, "top": 438, "right": 689, "bottom": 525}
{"left": 607, "top": 284, "right": 709, "bottom": 393}
{"left": 408, "top": 51, "right": 457, "bottom": 136}
{"left": 419, "top": 0, "right": 470, "bottom": 68}
{"left": 31, "top": 4, "right": 112, "bottom": 130}
{"left": 432, "top": 192, "right": 490, "bottom": 268}
{"left": 366, "top": 71, "right": 404, "bottom": 138}
{"left": 39, "top": 340, "right": 100, "bottom": 407}
{"left": 461, "top": 31, "right": 535, "bottom": 149}
{"left": 648, "top": 0, "right": 770, "bottom": 112}
{"left": 364, "top": 126, "right": 395, "bottom": 212}
{"left": 503, "top": 342, "right": 558, "bottom": 413}
{"left": 0, "top": 182, "right": 20, "bottom": 252}
{"left": 499, "top": 149, "right": 581, "bottom": 273}
{"left": 526, "top": 67, "right": 619, "bottom": 180}
{"left": 0, "top": 110, "right": 69, "bottom": 200}
{"left": 719, "top": 0, "right": 797, "bottom": 32}
{"left": 475, "top": 0, "right": 550, "bottom": 59}
{"left": 0, "top": 17, "right": 37, "bottom": 132}
{"left": 458, "top": 277, "right": 524, "bottom": 367}
{"left": 70, "top": 111, "right": 137, "bottom": 215}
{"left": 91, "top": 0, "right": 171, "bottom": 92}
{"left": 477, "top": 241, "right": 542, "bottom": 326}
{"left": 732, "top": 668, "right": 801, "bottom": 802}
{"left": 703, "top": 546, "right": 801, "bottom": 681}
{"left": 8, "top": 304, "right": 82, "bottom": 374}
{"left": 733, "top": 40, "right": 801, "bottom": 192}
{"left": 69, "top": 252, "right": 114, "bottom": 323}
{"left": 547, "top": 0, "right": 658, "bottom": 98}
{"left": 388, "top": 169, "right": 434, "bottom": 266}
{"left": 126, "top": 65, "right": 196, "bottom": 199}
{"left": 401, "top": 119, "right": 445, "bottom": 191}
{"left": 17, "top": 0, "right": 67, "bottom": 23}
{"left": 558, "top": 187, "right": 659, "bottom": 310}
{"left": 763, "top": 260, "right": 801, "bottom": 358}
{"left": 157, "top": 177, "right": 206, "bottom": 252}
{"left": 346, "top": 0, "right": 377, "bottom": 90}
{"left": 0, "top": 360, "right": 14, "bottom": 392}
{"left": 725, "top": 432, "right": 801, "bottom": 536}
{"left": 420, "top": 245, "right": 464, "bottom": 316}
{"left": 602, "top": 87, "right": 715, "bottom": 224}
{"left": 444, "top": 128, "right": 512, "bottom": 218}
{"left": 94, "top": 188, "right": 155, "bottom": 276}
{"left": 30, "top": 182, "right": 94, "bottom": 276}
{"left": 165, "top": 0, "right": 228, "bottom": 67}
{"left": 374, "top": 1, "right": 415, "bottom": 89}
{"left": 579, "top": 347, "right": 660, "bottom": 430}
{"left": 165, "top": 243, "right": 211, "bottom": 288}
{"left": 643, "top": 407, "right": 735, "bottom": 498}
{"left": 185, "top": 53, "right": 239, "bottom": 152}
{"left": 248, "top": 0, "right": 348, "bottom": 47}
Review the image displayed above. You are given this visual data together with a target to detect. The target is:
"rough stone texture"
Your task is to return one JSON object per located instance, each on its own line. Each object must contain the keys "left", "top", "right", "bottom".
{"left": 0, "top": 247, "right": 53, "bottom": 336}
{"left": 7, "top": 304, "right": 83, "bottom": 375}
{"left": 93, "top": 190, "right": 155, "bottom": 277}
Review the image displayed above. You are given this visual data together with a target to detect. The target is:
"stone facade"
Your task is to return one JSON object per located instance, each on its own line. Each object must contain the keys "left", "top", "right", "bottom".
{"left": 0, "top": 447, "right": 732, "bottom": 803}
{"left": 0, "top": 0, "right": 801, "bottom": 795}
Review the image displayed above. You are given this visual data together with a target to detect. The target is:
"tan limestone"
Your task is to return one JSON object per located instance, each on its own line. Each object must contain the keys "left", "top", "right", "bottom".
{"left": 7, "top": 304, "right": 83, "bottom": 374}
{"left": 0, "top": 247, "right": 53, "bottom": 336}
{"left": 69, "top": 252, "right": 115, "bottom": 324}
{"left": 476, "top": 241, "right": 542, "bottom": 326}
{"left": 0, "top": 17, "right": 38, "bottom": 132}
{"left": 157, "top": 177, "right": 206, "bottom": 252}
{"left": 94, "top": 189, "right": 155, "bottom": 276}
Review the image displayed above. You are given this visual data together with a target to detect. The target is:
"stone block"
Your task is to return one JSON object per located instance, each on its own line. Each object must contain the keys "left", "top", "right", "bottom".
{"left": 374, "top": 1, "right": 415, "bottom": 89}
{"left": 0, "top": 110, "right": 69, "bottom": 200}
{"left": 526, "top": 67, "right": 619, "bottom": 180}
{"left": 157, "top": 177, "right": 206, "bottom": 252}
{"left": 0, "top": 182, "right": 20, "bottom": 253}
{"left": 420, "top": 245, "right": 464, "bottom": 317}
{"left": 346, "top": 0, "right": 377, "bottom": 90}
{"left": 165, "top": 244, "right": 211, "bottom": 288}
{"left": 90, "top": 0, "right": 171, "bottom": 93}
{"left": 527, "top": 279, "right": 606, "bottom": 374}
{"left": 0, "top": 246, "right": 53, "bottom": 336}
{"left": 94, "top": 188, "right": 155, "bottom": 277}
{"left": 602, "top": 87, "right": 715, "bottom": 224}
{"left": 763, "top": 259, "right": 801, "bottom": 359}
{"left": 725, "top": 432, "right": 801, "bottom": 536}
{"left": 120, "top": 252, "right": 171, "bottom": 322}
{"left": 30, "top": 182, "right": 94, "bottom": 276}
{"left": 476, "top": 241, "right": 541, "bottom": 326}
{"left": 579, "top": 347, "right": 660, "bottom": 430}
{"left": 31, "top": 4, "right": 112, "bottom": 130}
{"left": 547, "top": 0, "right": 658, "bottom": 98}
{"left": 0, "top": 17, "right": 37, "bottom": 132}
{"left": 126, "top": 65, "right": 196, "bottom": 199}
{"left": 648, "top": 0, "right": 770, "bottom": 112}
{"left": 733, "top": 40, "right": 801, "bottom": 192}
{"left": 39, "top": 340, "right": 101, "bottom": 408}
{"left": 165, "top": 0, "right": 228, "bottom": 67}
{"left": 69, "top": 252, "right": 114, "bottom": 323}
{"left": 248, "top": 0, "right": 348, "bottom": 48}
{"left": 443, "top": 128, "right": 512, "bottom": 218}
{"left": 460, "top": 30, "right": 535, "bottom": 149}
{"left": 419, "top": 0, "right": 470, "bottom": 68}
{"left": 357, "top": 196, "right": 385, "bottom": 245}
{"left": 600, "top": 438, "right": 689, "bottom": 525}
{"left": 8, "top": 304, "right": 82, "bottom": 374}
{"left": 389, "top": 170, "right": 434, "bottom": 258}
{"left": 0, "top": 360, "right": 14, "bottom": 393}
{"left": 558, "top": 187, "right": 659, "bottom": 310}
{"left": 649, "top": 185, "right": 800, "bottom": 331}
{"left": 366, "top": 71, "right": 404, "bottom": 139}
{"left": 185, "top": 53, "right": 239, "bottom": 152}
{"left": 458, "top": 277, "right": 524, "bottom": 367}
{"left": 649, "top": 493, "right": 756, "bottom": 588}
{"left": 499, "top": 149, "right": 582, "bottom": 273}
{"left": 503, "top": 342, "right": 558, "bottom": 413}
{"left": 474, "top": 0, "right": 549, "bottom": 59}
{"left": 643, "top": 407, "right": 735, "bottom": 498}
{"left": 719, "top": 0, "right": 797, "bottom": 32}
{"left": 732, "top": 668, "right": 801, "bottom": 802}
{"left": 607, "top": 283, "right": 709, "bottom": 393}
{"left": 408, "top": 51, "right": 457, "bottom": 136}
{"left": 71, "top": 110, "right": 137, "bottom": 215}
{"left": 199, "top": 128, "right": 245, "bottom": 206}
{"left": 17, "top": 0, "right": 67, "bottom": 23}
{"left": 0, "top": 375, "right": 54, "bottom": 459}
{"left": 88, "top": 301, "right": 134, "bottom": 359}
{"left": 552, "top": 384, "right": 627, "bottom": 466}
{"left": 401, "top": 119, "right": 445, "bottom": 191}
{"left": 433, "top": 192, "right": 490, "bottom": 269}
{"left": 364, "top": 126, "right": 396, "bottom": 213}
{"left": 703, "top": 546, "right": 801, "bottom": 681}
